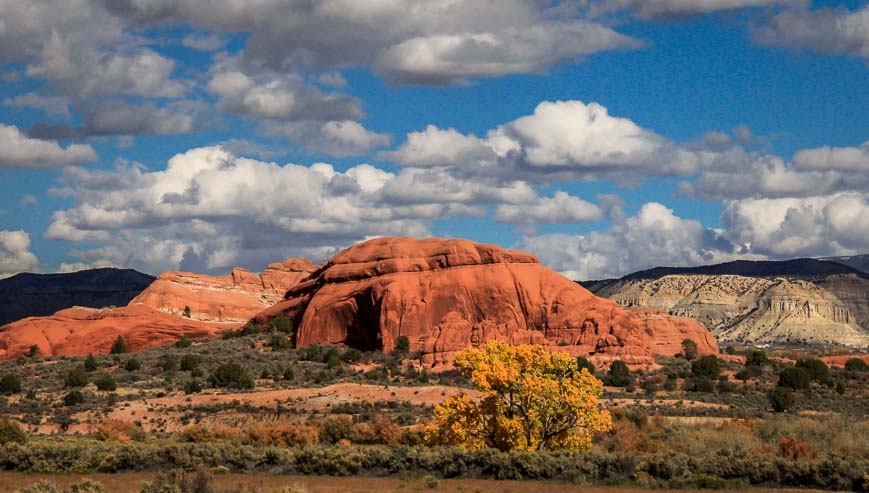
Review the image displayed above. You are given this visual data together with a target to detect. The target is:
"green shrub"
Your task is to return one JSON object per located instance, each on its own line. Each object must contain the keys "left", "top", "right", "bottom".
{"left": 691, "top": 355, "right": 721, "bottom": 379}
{"left": 68, "top": 479, "right": 105, "bottom": 493}
{"left": 175, "top": 335, "right": 192, "bottom": 348}
{"left": 607, "top": 360, "right": 633, "bottom": 387}
{"left": 298, "top": 344, "right": 323, "bottom": 362}
{"left": 162, "top": 357, "right": 179, "bottom": 372}
{"left": 576, "top": 356, "right": 596, "bottom": 375}
{"left": 184, "top": 379, "right": 204, "bottom": 395}
{"left": 844, "top": 358, "right": 868, "bottom": 372}
{"left": 318, "top": 416, "right": 353, "bottom": 444}
{"left": 394, "top": 335, "right": 410, "bottom": 354}
{"left": 64, "top": 367, "right": 89, "bottom": 388}
{"left": 269, "top": 316, "right": 294, "bottom": 335}
{"left": 0, "top": 373, "right": 21, "bottom": 394}
{"left": 769, "top": 386, "right": 795, "bottom": 412}
{"left": 109, "top": 336, "right": 127, "bottom": 355}
{"left": 796, "top": 358, "right": 831, "bottom": 382}
{"left": 27, "top": 345, "right": 39, "bottom": 358}
{"left": 778, "top": 367, "right": 810, "bottom": 390}
{"left": 84, "top": 354, "right": 98, "bottom": 372}
{"left": 93, "top": 373, "right": 117, "bottom": 392}
{"left": 139, "top": 468, "right": 212, "bottom": 493}
{"left": 0, "top": 419, "right": 27, "bottom": 444}
{"left": 269, "top": 334, "right": 292, "bottom": 351}
{"left": 208, "top": 362, "right": 254, "bottom": 389}
{"left": 745, "top": 349, "right": 770, "bottom": 366}
{"left": 735, "top": 364, "right": 762, "bottom": 380}
{"left": 15, "top": 480, "right": 58, "bottom": 493}
{"left": 63, "top": 390, "right": 85, "bottom": 406}
{"left": 183, "top": 306, "right": 191, "bottom": 318}
{"left": 681, "top": 339, "right": 698, "bottom": 361}
{"left": 124, "top": 358, "right": 141, "bottom": 371}
{"left": 342, "top": 348, "right": 362, "bottom": 363}
{"left": 179, "top": 354, "right": 201, "bottom": 371}
{"left": 324, "top": 348, "right": 342, "bottom": 368}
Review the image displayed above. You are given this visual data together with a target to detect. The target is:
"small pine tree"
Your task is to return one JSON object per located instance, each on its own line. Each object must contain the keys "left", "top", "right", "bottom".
{"left": 745, "top": 349, "right": 769, "bottom": 366}
{"left": 778, "top": 367, "right": 810, "bottom": 390}
{"left": 84, "top": 354, "right": 98, "bottom": 372}
{"left": 27, "top": 345, "right": 39, "bottom": 357}
{"left": 691, "top": 355, "right": 721, "bottom": 379}
{"left": 109, "top": 336, "right": 127, "bottom": 355}
{"left": 844, "top": 357, "right": 868, "bottom": 372}
{"left": 183, "top": 305, "right": 191, "bottom": 318}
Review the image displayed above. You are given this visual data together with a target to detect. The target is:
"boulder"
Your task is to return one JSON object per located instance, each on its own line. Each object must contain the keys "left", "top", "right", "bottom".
{"left": 254, "top": 237, "right": 718, "bottom": 366}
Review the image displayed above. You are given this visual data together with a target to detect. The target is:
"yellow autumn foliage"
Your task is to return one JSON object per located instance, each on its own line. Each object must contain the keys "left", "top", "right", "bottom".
{"left": 426, "top": 341, "right": 611, "bottom": 451}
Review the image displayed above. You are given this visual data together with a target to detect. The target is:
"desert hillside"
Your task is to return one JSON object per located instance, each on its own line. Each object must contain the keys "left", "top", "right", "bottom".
{"left": 583, "top": 259, "right": 869, "bottom": 348}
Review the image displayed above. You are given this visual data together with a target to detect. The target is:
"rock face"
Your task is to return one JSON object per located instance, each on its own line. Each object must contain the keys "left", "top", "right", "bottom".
{"left": 0, "top": 268, "right": 155, "bottom": 326}
{"left": 0, "top": 259, "right": 317, "bottom": 359}
{"left": 0, "top": 304, "right": 230, "bottom": 359}
{"left": 254, "top": 237, "right": 718, "bottom": 366}
{"left": 586, "top": 274, "right": 869, "bottom": 348}
{"left": 131, "top": 259, "right": 318, "bottom": 322}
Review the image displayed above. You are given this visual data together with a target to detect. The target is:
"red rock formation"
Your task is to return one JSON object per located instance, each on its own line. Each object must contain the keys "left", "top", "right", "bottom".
{"left": 131, "top": 259, "right": 317, "bottom": 322}
{"left": 254, "top": 237, "right": 718, "bottom": 366}
{"left": 0, "top": 259, "right": 317, "bottom": 359}
{"left": 0, "top": 304, "right": 230, "bottom": 359}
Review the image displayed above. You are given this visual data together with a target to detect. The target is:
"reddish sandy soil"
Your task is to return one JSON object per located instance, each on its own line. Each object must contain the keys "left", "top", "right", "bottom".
{"left": 0, "top": 472, "right": 826, "bottom": 493}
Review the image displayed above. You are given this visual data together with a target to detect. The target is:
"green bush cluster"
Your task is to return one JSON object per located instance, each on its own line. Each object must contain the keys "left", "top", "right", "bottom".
{"left": 0, "top": 441, "right": 863, "bottom": 491}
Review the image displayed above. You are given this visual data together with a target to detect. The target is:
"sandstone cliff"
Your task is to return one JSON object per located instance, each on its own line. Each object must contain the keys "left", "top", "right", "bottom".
{"left": 0, "top": 259, "right": 317, "bottom": 359}
{"left": 254, "top": 237, "right": 718, "bottom": 366}
{"left": 131, "top": 259, "right": 318, "bottom": 322}
{"left": 587, "top": 274, "right": 869, "bottom": 348}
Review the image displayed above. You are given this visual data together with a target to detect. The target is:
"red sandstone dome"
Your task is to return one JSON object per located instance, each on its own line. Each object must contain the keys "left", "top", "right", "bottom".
{"left": 0, "top": 259, "right": 318, "bottom": 359}
{"left": 254, "top": 237, "right": 719, "bottom": 366}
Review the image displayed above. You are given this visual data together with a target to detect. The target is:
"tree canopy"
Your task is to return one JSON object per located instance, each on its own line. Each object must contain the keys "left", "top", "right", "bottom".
{"left": 425, "top": 342, "right": 611, "bottom": 452}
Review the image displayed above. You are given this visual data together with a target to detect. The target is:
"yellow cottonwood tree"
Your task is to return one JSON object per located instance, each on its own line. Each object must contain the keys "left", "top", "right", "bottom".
{"left": 425, "top": 341, "right": 611, "bottom": 451}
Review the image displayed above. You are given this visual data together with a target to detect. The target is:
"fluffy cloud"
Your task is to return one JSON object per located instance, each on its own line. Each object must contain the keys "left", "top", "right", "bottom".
{"left": 721, "top": 192, "right": 869, "bottom": 257}
{"left": 384, "top": 100, "right": 700, "bottom": 183}
{"left": 494, "top": 191, "right": 603, "bottom": 229}
{"left": 26, "top": 32, "right": 185, "bottom": 98}
{"left": 755, "top": 5, "right": 869, "bottom": 58}
{"left": 207, "top": 68, "right": 362, "bottom": 122}
{"left": 682, "top": 141, "right": 869, "bottom": 199}
{"left": 0, "top": 124, "right": 96, "bottom": 168}
{"left": 181, "top": 33, "right": 226, "bottom": 51}
{"left": 592, "top": 0, "right": 801, "bottom": 18}
{"left": 515, "top": 202, "right": 744, "bottom": 280}
{"left": 0, "top": 230, "right": 39, "bottom": 278}
{"left": 104, "top": 0, "right": 639, "bottom": 85}
{"left": 262, "top": 120, "right": 391, "bottom": 157}
{"left": 3, "top": 93, "right": 71, "bottom": 120}
{"left": 29, "top": 101, "right": 201, "bottom": 139}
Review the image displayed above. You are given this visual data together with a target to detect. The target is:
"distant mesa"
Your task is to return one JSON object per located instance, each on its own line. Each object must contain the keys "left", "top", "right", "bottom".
{"left": 254, "top": 237, "right": 718, "bottom": 366}
{"left": 582, "top": 255, "right": 869, "bottom": 349}
{"left": 0, "top": 259, "right": 317, "bottom": 360}
{"left": 0, "top": 268, "right": 155, "bottom": 326}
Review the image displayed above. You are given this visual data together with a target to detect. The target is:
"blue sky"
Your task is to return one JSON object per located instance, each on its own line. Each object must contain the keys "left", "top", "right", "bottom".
{"left": 1, "top": 0, "right": 868, "bottom": 279}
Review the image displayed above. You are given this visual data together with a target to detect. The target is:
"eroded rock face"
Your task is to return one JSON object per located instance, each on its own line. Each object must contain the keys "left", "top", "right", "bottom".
{"left": 588, "top": 274, "right": 869, "bottom": 348}
{"left": 0, "top": 304, "right": 230, "bottom": 359}
{"left": 254, "top": 237, "right": 718, "bottom": 366}
{"left": 0, "top": 259, "right": 318, "bottom": 359}
{"left": 131, "top": 259, "right": 318, "bottom": 322}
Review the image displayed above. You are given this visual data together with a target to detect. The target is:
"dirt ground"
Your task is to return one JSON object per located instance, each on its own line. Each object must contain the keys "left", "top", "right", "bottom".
{"left": 0, "top": 472, "right": 826, "bottom": 493}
